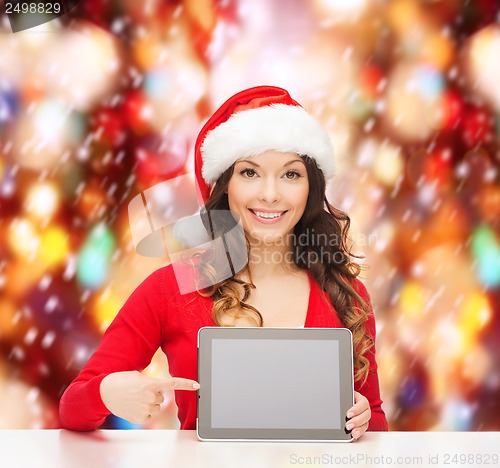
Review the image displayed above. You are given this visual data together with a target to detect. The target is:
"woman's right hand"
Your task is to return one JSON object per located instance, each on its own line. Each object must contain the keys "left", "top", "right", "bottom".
{"left": 100, "top": 370, "right": 199, "bottom": 425}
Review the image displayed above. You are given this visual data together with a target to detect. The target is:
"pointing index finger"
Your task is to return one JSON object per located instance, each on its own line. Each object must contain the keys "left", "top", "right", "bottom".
{"left": 172, "top": 377, "right": 200, "bottom": 391}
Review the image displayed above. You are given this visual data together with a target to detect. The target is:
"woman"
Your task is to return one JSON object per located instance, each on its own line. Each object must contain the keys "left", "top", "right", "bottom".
{"left": 59, "top": 86, "right": 388, "bottom": 438}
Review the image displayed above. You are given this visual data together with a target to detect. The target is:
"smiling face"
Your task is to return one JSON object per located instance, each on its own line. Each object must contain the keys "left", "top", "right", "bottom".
{"left": 226, "top": 150, "right": 309, "bottom": 247}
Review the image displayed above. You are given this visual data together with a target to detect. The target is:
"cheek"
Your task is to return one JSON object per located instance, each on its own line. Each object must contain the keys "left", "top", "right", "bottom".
{"left": 293, "top": 185, "right": 309, "bottom": 211}
{"left": 226, "top": 182, "right": 244, "bottom": 213}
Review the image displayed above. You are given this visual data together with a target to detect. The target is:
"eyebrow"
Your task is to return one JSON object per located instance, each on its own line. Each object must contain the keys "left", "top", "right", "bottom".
{"left": 235, "top": 158, "right": 305, "bottom": 168}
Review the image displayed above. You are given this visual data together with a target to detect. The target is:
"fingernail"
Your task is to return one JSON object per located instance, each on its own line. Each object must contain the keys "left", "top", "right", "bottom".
{"left": 353, "top": 430, "right": 360, "bottom": 439}
{"left": 347, "top": 412, "right": 354, "bottom": 418}
{"left": 193, "top": 383, "right": 200, "bottom": 389}
{"left": 346, "top": 423, "right": 354, "bottom": 430}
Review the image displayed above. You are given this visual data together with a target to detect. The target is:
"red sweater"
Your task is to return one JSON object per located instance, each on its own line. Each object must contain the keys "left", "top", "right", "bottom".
{"left": 59, "top": 264, "right": 388, "bottom": 431}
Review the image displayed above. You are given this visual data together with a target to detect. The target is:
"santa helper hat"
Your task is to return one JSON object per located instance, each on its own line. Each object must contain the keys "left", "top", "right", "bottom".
{"left": 194, "top": 85, "right": 336, "bottom": 206}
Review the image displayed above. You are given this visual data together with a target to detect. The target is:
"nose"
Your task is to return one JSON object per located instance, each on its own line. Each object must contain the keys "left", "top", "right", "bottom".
{"left": 258, "top": 178, "right": 281, "bottom": 204}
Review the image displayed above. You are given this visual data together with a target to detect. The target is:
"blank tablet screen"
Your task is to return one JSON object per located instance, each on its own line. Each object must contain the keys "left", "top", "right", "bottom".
{"left": 211, "top": 339, "right": 340, "bottom": 429}
{"left": 197, "top": 327, "right": 354, "bottom": 441}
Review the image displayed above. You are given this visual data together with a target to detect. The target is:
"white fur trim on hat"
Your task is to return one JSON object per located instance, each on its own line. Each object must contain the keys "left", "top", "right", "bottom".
{"left": 200, "top": 104, "right": 335, "bottom": 184}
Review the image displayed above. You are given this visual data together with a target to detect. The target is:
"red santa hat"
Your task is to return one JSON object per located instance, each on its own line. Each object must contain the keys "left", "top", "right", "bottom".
{"left": 194, "top": 85, "right": 335, "bottom": 205}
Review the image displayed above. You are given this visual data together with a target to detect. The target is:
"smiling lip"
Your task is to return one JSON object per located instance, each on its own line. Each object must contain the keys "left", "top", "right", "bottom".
{"left": 248, "top": 208, "right": 287, "bottom": 224}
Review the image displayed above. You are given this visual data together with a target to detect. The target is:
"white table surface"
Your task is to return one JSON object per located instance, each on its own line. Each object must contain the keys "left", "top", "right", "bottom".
{"left": 0, "top": 430, "right": 498, "bottom": 468}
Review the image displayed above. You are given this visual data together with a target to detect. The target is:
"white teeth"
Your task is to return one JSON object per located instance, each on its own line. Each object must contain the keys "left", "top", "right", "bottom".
{"left": 253, "top": 210, "right": 284, "bottom": 219}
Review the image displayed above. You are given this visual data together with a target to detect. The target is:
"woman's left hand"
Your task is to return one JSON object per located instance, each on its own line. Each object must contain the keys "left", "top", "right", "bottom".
{"left": 345, "top": 391, "right": 371, "bottom": 440}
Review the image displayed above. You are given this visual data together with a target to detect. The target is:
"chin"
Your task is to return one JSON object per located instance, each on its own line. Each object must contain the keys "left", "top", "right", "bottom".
{"left": 248, "top": 230, "right": 288, "bottom": 246}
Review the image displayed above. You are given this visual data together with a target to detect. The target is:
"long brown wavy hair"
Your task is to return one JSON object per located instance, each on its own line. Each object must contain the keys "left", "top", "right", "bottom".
{"left": 194, "top": 155, "right": 374, "bottom": 385}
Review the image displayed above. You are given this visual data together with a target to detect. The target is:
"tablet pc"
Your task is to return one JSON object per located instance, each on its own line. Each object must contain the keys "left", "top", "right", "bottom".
{"left": 197, "top": 327, "right": 354, "bottom": 442}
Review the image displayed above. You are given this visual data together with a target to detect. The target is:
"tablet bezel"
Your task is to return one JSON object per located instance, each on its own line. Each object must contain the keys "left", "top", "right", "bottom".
{"left": 197, "top": 327, "right": 354, "bottom": 442}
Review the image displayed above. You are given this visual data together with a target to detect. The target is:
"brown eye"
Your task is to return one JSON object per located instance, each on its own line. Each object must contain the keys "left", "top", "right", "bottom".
{"left": 284, "top": 171, "right": 301, "bottom": 180}
{"left": 240, "top": 168, "right": 257, "bottom": 178}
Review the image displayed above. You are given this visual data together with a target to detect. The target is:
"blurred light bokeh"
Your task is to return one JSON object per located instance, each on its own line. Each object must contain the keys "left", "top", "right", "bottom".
{"left": 0, "top": 0, "right": 499, "bottom": 431}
